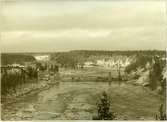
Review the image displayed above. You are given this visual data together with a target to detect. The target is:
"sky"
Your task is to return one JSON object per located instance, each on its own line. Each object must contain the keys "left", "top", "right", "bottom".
{"left": 0, "top": 0, "right": 166, "bottom": 52}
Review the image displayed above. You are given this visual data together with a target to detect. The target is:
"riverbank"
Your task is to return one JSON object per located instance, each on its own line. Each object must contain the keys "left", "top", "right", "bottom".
{"left": 1, "top": 71, "right": 59, "bottom": 106}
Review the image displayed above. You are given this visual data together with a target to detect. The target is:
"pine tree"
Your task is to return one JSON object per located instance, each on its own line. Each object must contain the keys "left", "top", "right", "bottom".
{"left": 93, "top": 91, "right": 116, "bottom": 120}
{"left": 149, "top": 56, "right": 163, "bottom": 90}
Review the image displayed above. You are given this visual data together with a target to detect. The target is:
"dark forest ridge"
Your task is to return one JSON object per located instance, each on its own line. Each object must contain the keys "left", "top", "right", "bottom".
{"left": 1, "top": 50, "right": 166, "bottom": 65}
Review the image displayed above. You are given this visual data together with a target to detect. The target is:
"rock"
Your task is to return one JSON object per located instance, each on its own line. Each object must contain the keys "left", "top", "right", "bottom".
{"left": 135, "top": 70, "right": 150, "bottom": 86}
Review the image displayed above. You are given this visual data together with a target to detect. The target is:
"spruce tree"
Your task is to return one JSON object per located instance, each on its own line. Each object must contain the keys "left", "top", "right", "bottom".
{"left": 93, "top": 91, "right": 116, "bottom": 120}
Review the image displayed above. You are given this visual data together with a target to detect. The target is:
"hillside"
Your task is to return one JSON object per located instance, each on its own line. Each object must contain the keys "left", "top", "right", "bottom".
{"left": 50, "top": 50, "right": 166, "bottom": 68}
{"left": 1, "top": 53, "right": 36, "bottom": 65}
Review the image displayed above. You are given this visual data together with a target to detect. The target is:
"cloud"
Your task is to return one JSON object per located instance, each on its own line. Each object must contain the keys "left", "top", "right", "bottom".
{"left": 0, "top": 1, "right": 166, "bottom": 52}
{"left": 1, "top": 29, "right": 111, "bottom": 41}
{"left": 0, "top": 1, "right": 166, "bottom": 30}
{"left": 1, "top": 26, "right": 166, "bottom": 52}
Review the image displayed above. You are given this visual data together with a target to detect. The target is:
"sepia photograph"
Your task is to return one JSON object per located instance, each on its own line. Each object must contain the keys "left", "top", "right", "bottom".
{"left": 0, "top": 0, "right": 166, "bottom": 120}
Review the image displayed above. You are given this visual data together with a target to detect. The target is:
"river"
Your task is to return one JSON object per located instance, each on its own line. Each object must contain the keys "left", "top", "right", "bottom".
{"left": 1, "top": 80, "right": 163, "bottom": 120}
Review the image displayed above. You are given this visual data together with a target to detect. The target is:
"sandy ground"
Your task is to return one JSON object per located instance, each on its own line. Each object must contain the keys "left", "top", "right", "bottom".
{"left": 1, "top": 67, "right": 165, "bottom": 120}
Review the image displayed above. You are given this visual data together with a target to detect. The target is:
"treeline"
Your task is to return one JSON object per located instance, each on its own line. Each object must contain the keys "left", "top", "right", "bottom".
{"left": 51, "top": 50, "right": 165, "bottom": 58}
{"left": 1, "top": 62, "right": 56, "bottom": 96}
{"left": 1, "top": 53, "right": 36, "bottom": 65}
{"left": 70, "top": 50, "right": 165, "bottom": 57}
{"left": 1, "top": 66, "right": 38, "bottom": 96}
